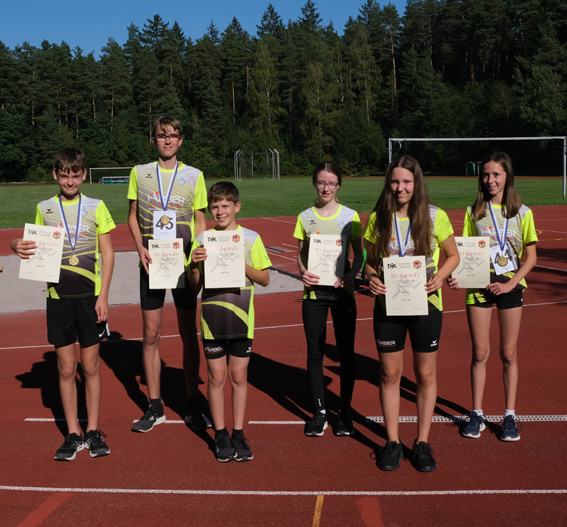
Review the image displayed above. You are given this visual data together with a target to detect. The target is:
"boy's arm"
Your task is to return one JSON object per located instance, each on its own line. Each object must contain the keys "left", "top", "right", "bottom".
{"left": 128, "top": 199, "right": 151, "bottom": 273}
{"left": 188, "top": 246, "right": 206, "bottom": 294}
{"left": 194, "top": 209, "right": 207, "bottom": 238}
{"left": 95, "top": 232, "right": 114, "bottom": 323}
{"left": 10, "top": 238, "right": 36, "bottom": 259}
{"left": 246, "top": 264, "right": 270, "bottom": 287}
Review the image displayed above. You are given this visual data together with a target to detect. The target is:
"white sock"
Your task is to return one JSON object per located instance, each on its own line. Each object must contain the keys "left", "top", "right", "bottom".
{"left": 472, "top": 409, "right": 483, "bottom": 416}
{"left": 504, "top": 409, "right": 515, "bottom": 417}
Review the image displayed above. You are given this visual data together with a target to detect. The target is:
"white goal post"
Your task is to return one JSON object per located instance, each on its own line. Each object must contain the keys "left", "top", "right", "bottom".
{"left": 388, "top": 136, "right": 567, "bottom": 199}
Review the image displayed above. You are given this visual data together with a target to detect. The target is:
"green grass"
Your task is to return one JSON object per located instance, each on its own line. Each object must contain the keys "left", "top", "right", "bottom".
{"left": 1, "top": 177, "right": 564, "bottom": 229}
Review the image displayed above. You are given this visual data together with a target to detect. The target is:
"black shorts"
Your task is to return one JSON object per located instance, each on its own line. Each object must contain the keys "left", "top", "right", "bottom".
{"left": 203, "top": 338, "right": 253, "bottom": 360}
{"left": 471, "top": 289, "right": 523, "bottom": 310}
{"left": 373, "top": 305, "right": 443, "bottom": 353}
{"left": 46, "top": 296, "right": 109, "bottom": 348}
{"left": 139, "top": 267, "right": 197, "bottom": 311}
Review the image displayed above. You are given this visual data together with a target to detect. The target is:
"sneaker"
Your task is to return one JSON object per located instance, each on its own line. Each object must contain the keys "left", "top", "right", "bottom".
{"left": 501, "top": 415, "right": 520, "bottom": 442}
{"left": 334, "top": 411, "right": 355, "bottom": 436}
{"left": 54, "top": 433, "right": 85, "bottom": 461}
{"left": 377, "top": 441, "right": 403, "bottom": 471}
{"left": 231, "top": 433, "right": 254, "bottom": 462}
{"left": 304, "top": 413, "right": 328, "bottom": 437}
{"left": 412, "top": 440, "right": 437, "bottom": 472}
{"left": 131, "top": 404, "right": 166, "bottom": 433}
{"left": 214, "top": 433, "right": 236, "bottom": 463}
{"left": 184, "top": 402, "right": 212, "bottom": 431}
{"left": 85, "top": 430, "right": 111, "bottom": 458}
{"left": 462, "top": 412, "right": 486, "bottom": 438}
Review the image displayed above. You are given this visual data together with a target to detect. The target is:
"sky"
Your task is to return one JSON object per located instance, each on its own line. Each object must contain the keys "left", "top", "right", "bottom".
{"left": 1, "top": 0, "right": 408, "bottom": 56}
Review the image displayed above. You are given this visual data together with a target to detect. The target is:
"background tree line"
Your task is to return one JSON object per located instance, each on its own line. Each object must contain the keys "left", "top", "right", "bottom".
{"left": 1, "top": 0, "right": 566, "bottom": 182}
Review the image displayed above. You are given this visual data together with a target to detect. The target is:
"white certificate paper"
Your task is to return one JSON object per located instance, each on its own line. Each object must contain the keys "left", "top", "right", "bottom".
{"left": 454, "top": 236, "right": 490, "bottom": 288}
{"left": 308, "top": 233, "right": 346, "bottom": 287}
{"left": 149, "top": 238, "right": 184, "bottom": 289}
{"left": 383, "top": 256, "right": 427, "bottom": 316}
{"left": 19, "top": 223, "right": 64, "bottom": 283}
{"left": 203, "top": 230, "right": 245, "bottom": 289}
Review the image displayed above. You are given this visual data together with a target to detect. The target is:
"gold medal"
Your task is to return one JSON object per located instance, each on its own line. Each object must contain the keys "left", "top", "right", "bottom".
{"left": 160, "top": 214, "right": 170, "bottom": 226}
{"left": 497, "top": 255, "right": 508, "bottom": 267}
{"left": 69, "top": 254, "right": 79, "bottom": 266}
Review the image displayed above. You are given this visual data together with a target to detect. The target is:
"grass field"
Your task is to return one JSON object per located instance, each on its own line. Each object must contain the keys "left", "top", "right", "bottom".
{"left": 1, "top": 177, "right": 565, "bottom": 229}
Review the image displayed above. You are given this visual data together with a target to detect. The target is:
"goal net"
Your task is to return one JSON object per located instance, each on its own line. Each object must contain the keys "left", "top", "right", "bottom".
{"left": 234, "top": 149, "right": 280, "bottom": 180}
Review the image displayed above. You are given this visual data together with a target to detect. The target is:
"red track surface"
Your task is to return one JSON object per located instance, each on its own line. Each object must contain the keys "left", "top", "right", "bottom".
{"left": 1, "top": 206, "right": 566, "bottom": 526}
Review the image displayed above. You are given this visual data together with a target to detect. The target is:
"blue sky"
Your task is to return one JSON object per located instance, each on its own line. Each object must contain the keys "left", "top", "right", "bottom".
{"left": 1, "top": 0, "right": 408, "bottom": 56}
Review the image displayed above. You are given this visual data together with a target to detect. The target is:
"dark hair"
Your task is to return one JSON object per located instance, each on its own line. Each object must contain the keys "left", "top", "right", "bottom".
{"left": 54, "top": 147, "right": 86, "bottom": 173}
{"left": 312, "top": 161, "right": 342, "bottom": 187}
{"left": 208, "top": 181, "right": 240, "bottom": 205}
{"left": 368, "top": 155, "right": 433, "bottom": 260}
{"left": 471, "top": 151, "right": 522, "bottom": 220}
{"left": 153, "top": 115, "right": 182, "bottom": 137}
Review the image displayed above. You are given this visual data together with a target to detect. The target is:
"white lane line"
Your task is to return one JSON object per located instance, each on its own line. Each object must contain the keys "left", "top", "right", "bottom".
{"left": 260, "top": 217, "right": 296, "bottom": 225}
{"left": 0, "top": 485, "right": 565, "bottom": 496}
{"left": 24, "top": 415, "right": 567, "bottom": 424}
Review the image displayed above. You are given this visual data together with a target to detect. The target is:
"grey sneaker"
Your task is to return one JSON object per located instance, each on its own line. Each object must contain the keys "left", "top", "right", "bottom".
{"left": 231, "top": 433, "right": 254, "bottom": 462}
{"left": 54, "top": 433, "right": 85, "bottom": 461}
{"left": 462, "top": 412, "right": 486, "bottom": 438}
{"left": 131, "top": 404, "right": 166, "bottom": 433}
{"left": 304, "top": 413, "right": 328, "bottom": 437}
{"left": 501, "top": 415, "right": 520, "bottom": 442}
{"left": 334, "top": 411, "right": 355, "bottom": 436}
{"left": 85, "top": 430, "right": 110, "bottom": 458}
{"left": 184, "top": 401, "right": 212, "bottom": 431}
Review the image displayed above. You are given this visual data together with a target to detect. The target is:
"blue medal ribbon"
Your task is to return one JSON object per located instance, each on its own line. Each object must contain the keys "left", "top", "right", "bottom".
{"left": 393, "top": 213, "right": 412, "bottom": 257}
{"left": 488, "top": 202, "right": 508, "bottom": 253}
{"left": 156, "top": 161, "right": 178, "bottom": 211}
{"left": 58, "top": 194, "right": 82, "bottom": 253}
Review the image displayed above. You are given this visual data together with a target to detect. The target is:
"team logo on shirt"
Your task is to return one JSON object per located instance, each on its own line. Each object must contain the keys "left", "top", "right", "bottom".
{"left": 45, "top": 208, "right": 54, "bottom": 215}
{"left": 81, "top": 205, "right": 88, "bottom": 217}
{"left": 177, "top": 174, "right": 186, "bottom": 185}
{"left": 337, "top": 218, "right": 346, "bottom": 228}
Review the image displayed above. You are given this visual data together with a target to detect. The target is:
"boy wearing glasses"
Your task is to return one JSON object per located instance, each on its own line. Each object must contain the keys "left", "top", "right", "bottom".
{"left": 127, "top": 116, "right": 210, "bottom": 432}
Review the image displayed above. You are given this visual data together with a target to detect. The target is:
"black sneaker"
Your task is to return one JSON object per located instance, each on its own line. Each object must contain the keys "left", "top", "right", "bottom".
{"left": 231, "top": 433, "right": 254, "bottom": 462}
{"left": 131, "top": 404, "right": 166, "bottom": 433}
{"left": 334, "top": 411, "right": 355, "bottom": 436}
{"left": 304, "top": 413, "right": 328, "bottom": 437}
{"left": 412, "top": 440, "right": 437, "bottom": 472}
{"left": 378, "top": 441, "right": 403, "bottom": 471}
{"left": 184, "top": 402, "right": 212, "bottom": 431}
{"left": 214, "top": 433, "right": 236, "bottom": 463}
{"left": 85, "top": 430, "right": 111, "bottom": 458}
{"left": 501, "top": 415, "right": 520, "bottom": 442}
{"left": 54, "top": 433, "right": 85, "bottom": 461}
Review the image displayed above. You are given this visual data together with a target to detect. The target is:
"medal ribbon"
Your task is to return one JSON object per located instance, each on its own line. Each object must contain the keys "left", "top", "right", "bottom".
{"left": 58, "top": 194, "right": 82, "bottom": 253}
{"left": 393, "top": 213, "right": 412, "bottom": 257}
{"left": 156, "top": 161, "right": 178, "bottom": 211}
{"left": 488, "top": 202, "right": 508, "bottom": 253}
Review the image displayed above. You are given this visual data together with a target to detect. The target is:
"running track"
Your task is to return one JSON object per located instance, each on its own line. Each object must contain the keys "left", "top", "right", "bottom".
{"left": 0, "top": 206, "right": 566, "bottom": 526}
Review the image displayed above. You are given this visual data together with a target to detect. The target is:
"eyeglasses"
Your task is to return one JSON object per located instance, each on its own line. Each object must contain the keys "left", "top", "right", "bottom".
{"left": 154, "top": 134, "right": 182, "bottom": 142}
{"left": 315, "top": 181, "right": 339, "bottom": 189}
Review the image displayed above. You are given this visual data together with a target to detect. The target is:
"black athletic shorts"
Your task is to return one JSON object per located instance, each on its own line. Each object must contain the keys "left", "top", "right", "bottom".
{"left": 471, "top": 289, "right": 523, "bottom": 310}
{"left": 373, "top": 305, "right": 443, "bottom": 353}
{"left": 203, "top": 338, "right": 253, "bottom": 360}
{"left": 46, "top": 296, "right": 109, "bottom": 348}
{"left": 139, "top": 267, "right": 197, "bottom": 311}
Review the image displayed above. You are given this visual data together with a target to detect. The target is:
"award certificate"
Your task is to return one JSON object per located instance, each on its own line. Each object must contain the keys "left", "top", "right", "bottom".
{"left": 453, "top": 236, "right": 490, "bottom": 288}
{"left": 203, "top": 230, "right": 245, "bottom": 289}
{"left": 308, "top": 233, "right": 346, "bottom": 287}
{"left": 383, "top": 256, "right": 427, "bottom": 316}
{"left": 149, "top": 238, "right": 184, "bottom": 289}
{"left": 19, "top": 223, "right": 65, "bottom": 283}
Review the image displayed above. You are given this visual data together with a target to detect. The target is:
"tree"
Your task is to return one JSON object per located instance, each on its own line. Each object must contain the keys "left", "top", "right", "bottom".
{"left": 257, "top": 4, "right": 285, "bottom": 40}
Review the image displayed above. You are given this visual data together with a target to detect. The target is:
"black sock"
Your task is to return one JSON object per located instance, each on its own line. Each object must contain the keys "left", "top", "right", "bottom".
{"left": 215, "top": 428, "right": 229, "bottom": 438}
{"left": 232, "top": 429, "right": 243, "bottom": 439}
{"left": 149, "top": 399, "right": 163, "bottom": 412}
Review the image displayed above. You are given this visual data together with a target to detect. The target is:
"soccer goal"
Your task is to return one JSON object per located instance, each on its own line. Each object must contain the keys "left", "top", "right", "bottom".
{"left": 388, "top": 136, "right": 567, "bottom": 199}
{"left": 234, "top": 149, "right": 280, "bottom": 180}
{"left": 88, "top": 167, "right": 133, "bottom": 184}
